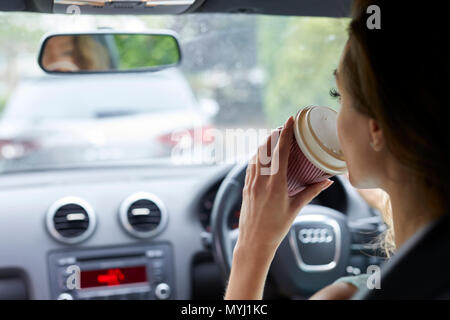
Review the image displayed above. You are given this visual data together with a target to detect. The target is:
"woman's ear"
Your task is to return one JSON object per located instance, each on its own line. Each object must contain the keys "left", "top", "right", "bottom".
{"left": 368, "top": 118, "right": 384, "bottom": 152}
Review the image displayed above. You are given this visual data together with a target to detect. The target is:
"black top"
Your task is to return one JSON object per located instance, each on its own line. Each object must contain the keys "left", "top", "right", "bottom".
{"left": 354, "top": 213, "right": 450, "bottom": 299}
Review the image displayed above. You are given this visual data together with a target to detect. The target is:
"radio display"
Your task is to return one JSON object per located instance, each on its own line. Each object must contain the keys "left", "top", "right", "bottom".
{"left": 80, "top": 266, "right": 148, "bottom": 289}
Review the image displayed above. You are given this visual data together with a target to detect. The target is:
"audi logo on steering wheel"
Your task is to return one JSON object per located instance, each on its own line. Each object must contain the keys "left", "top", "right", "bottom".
{"left": 298, "top": 228, "right": 333, "bottom": 244}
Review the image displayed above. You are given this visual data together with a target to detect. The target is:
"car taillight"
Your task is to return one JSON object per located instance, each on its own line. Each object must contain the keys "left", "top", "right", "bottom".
{"left": 157, "top": 126, "right": 215, "bottom": 147}
{"left": 0, "top": 139, "right": 38, "bottom": 160}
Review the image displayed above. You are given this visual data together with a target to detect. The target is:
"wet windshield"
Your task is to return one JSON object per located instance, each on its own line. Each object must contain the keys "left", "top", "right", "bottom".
{"left": 0, "top": 13, "right": 348, "bottom": 173}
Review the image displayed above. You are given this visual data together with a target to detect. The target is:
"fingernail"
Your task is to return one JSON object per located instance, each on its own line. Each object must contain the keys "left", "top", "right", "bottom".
{"left": 284, "top": 116, "right": 294, "bottom": 128}
{"left": 287, "top": 116, "right": 294, "bottom": 125}
{"left": 322, "top": 179, "right": 334, "bottom": 190}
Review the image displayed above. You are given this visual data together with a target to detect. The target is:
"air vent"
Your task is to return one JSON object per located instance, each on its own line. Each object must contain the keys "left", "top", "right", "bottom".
{"left": 46, "top": 197, "right": 96, "bottom": 244}
{"left": 120, "top": 192, "right": 168, "bottom": 238}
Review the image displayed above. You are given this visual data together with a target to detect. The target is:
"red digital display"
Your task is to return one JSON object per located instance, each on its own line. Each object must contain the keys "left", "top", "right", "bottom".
{"left": 80, "top": 266, "right": 148, "bottom": 289}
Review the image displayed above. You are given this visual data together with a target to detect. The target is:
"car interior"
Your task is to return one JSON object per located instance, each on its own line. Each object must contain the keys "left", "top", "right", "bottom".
{"left": 0, "top": 0, "right": 389, "bottom": 300}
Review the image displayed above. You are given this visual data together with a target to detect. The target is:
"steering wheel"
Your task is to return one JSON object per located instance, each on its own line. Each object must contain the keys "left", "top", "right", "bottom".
{"left": 211, "top": 162, "right": 372, "bottom": 297}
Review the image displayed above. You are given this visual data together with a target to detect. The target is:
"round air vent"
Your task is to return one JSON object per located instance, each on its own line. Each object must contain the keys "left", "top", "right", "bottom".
{"left": 46, "top": 197, "right": 96, "bottom": 244}
{"left": 119, "top": 192, "right": 168, "bottom": 239}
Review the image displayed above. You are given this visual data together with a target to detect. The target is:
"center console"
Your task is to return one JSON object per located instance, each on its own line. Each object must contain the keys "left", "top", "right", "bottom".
{"left": 48, "top": 243, "right": 174, "bottom": 300}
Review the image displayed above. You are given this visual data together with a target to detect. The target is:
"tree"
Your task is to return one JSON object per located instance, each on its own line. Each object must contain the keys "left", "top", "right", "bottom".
{"left": 258, "top": 16, "right": 349, "bottom": 127}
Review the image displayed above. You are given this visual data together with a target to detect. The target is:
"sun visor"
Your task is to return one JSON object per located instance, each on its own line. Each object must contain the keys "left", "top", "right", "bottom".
{"left": 53, "top": 0, "right": 197, "bottom": 15}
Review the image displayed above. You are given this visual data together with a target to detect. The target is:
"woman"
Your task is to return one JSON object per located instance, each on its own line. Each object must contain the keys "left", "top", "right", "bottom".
{"left": 225, "top": 0, "right": 449, "bottom": 300}
{"left": 42, "top": 35, "right": 110, "bottom": 72}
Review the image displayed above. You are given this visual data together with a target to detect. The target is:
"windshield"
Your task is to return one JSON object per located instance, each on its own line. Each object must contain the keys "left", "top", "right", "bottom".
{"left": 0, "top": 13, "right": 348, "bottom": 173}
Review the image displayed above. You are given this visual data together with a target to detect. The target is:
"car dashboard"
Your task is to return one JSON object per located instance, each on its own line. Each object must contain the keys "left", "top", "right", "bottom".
{"left": 0, "top": 163, "right": 379, "bottom": 300}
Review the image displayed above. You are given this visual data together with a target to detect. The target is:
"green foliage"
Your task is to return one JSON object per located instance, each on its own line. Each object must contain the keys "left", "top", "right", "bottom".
{"left": 114, "top": 34, "right": 180, "bottom": 70}
{"left": 258, "top": 16, "right": 349, "bottom": 127}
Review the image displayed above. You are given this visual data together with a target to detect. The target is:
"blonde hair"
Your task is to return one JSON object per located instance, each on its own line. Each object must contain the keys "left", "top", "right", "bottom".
{"left": 377, "top": 192, "right": 395, "bottom": 258}
{"left": 74, "top": 36, "right": 110, "bottom": 71}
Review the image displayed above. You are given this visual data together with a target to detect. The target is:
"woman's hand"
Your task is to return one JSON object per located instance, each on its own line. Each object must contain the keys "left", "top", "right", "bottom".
{"left": 225, "top": 116, "right": 334, "bottom": 300}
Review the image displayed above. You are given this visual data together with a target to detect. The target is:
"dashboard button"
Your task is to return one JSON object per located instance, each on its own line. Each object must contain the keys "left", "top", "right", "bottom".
{"left": 155, "top": 283, "right": 171, "bottom": 300}
{"left": 57, "top": 293, "right": 73, "bottom": 300}
{"left": 146, "top": 249, "right": 164, "bottom": 258}
{"left": 57, "top": 257, "right": 76, "bottom": 266}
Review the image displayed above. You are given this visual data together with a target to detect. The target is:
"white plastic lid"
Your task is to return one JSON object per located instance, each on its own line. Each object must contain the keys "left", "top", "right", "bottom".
{"left": 293, "top": 106, "right": 347, "bottom": 175}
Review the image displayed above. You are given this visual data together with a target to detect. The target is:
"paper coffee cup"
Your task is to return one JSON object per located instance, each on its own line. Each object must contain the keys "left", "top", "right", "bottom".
{"left": 285, "top": 106, "right": 347, "bottom": 197}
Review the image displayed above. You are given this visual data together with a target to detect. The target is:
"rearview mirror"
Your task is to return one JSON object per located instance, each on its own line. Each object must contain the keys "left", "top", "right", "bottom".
{"left": 38, "top": 31, "right": 181, "bottom": 74}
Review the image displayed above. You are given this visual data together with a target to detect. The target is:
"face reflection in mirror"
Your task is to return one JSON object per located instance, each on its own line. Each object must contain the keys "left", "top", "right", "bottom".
{"left": 40, "top": 34, "right": 181, "bottom": 73}
{"left": 42, "top": 35, "right": 111, "bottom": 72}
{"left": 41, "top": 36, "right": 79, "bottom": 72}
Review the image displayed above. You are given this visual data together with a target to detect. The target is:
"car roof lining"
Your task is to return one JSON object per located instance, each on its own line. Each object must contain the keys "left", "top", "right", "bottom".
{"left": 189, "top": 0, "right": 352, "bottom": 17}
{"left": 1, "top": 0, "right": 352, "bottom": 17}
